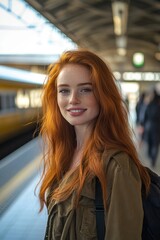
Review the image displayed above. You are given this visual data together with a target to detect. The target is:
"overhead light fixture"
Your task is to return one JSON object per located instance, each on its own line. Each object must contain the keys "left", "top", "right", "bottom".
{"left": 112, "top": 1, "right": 128, "bottom": 36}
{"left": 116, "top": 36, "right": 127, "bottom": 56}
{"left": 116, "top": 36, "right": 127, "bottom": 48}
{"left": 117, "top": 48, "right": 127, "bottom": 56}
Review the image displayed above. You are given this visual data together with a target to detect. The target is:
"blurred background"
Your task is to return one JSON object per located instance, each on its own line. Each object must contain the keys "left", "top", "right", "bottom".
{"left": 0, "top": 0, "right": 160, "bottom": 239}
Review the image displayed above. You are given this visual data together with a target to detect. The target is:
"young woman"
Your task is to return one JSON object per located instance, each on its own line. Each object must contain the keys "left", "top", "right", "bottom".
{"left": 39, "top": 49, "right": 150, "bottom": 239}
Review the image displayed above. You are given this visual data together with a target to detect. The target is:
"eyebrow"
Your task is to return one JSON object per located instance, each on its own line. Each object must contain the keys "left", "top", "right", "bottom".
{"left": 57, "top": 82, "right": 92, "bottom": 87}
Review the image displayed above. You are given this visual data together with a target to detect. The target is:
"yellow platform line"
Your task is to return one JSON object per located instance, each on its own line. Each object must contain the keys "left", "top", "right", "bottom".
{"left": 0, "top": 154, "right": 42, "bottom": 205}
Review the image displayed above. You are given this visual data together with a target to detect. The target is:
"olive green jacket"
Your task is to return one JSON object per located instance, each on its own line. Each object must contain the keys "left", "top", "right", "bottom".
{"left": 45, "top": 150, "right": 143, "bottom": 240}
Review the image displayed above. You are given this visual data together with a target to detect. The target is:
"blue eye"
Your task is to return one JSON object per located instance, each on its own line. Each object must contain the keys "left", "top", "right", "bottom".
{"left": 80, "top": 88, "right": 92, "bottom": 93}
{"left": 59, "top": 89, "right": 70, "bottom": 95}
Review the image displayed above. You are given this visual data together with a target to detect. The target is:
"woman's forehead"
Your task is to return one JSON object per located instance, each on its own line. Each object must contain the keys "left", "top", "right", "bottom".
{"left": 57, "top": 64, "right": 91, "bottom": 84}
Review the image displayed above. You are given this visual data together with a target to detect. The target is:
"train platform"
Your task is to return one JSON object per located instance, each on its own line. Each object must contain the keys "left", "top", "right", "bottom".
{"left": 0, "top": 137, "right": 48, "bottom": 240}
{"left": 0, "top": 137, "right": 160, "bottom": 240}
{"left": 0, "top": 174, "right": 47, "bottom": 240}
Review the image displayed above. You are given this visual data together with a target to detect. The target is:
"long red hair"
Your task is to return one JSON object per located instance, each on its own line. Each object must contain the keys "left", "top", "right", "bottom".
{"left": 39, "top": 49, "right": 150, "bottom": 210}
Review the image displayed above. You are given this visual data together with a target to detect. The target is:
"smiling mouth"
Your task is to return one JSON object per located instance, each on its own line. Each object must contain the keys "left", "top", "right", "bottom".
{"left": 67, "top": 108, "right": 87, "bottom": 115}
{"left": 68, "top": 109, "right": 86, "bottom": 113}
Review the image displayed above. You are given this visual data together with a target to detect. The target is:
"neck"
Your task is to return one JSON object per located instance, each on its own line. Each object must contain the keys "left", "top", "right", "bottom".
{"left": 74, "top": 125, "right": 92, "bottom": 150}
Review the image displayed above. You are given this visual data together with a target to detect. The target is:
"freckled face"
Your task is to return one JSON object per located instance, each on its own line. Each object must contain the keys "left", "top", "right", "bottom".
{"left": 57, "top": 64, "right": 99, "bottom": 128}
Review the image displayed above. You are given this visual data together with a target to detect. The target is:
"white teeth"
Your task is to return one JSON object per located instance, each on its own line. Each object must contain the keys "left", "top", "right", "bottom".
{"left": 70, "top": 109, "right": 83, "bottom": 113}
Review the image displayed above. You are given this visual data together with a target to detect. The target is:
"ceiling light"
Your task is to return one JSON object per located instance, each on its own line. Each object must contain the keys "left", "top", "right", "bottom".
{"left": 116, "top": 36, "right": 127, "bottom": 56}
{"left": 112, "top": 1, "right": 128, "bottom": 36}
{"left": 117, "top": 48, "right": 127, "bottom": 56}
{"left": 116, "top": 36, "right": 127, "bottom": 48}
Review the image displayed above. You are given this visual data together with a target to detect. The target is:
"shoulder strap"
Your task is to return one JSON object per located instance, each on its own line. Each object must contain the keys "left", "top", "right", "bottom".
{"left": 95, "top": 178, "right": 105, "bottom": 240}
{"left": 95, "top": 150, "right": 121, "bottom": 239}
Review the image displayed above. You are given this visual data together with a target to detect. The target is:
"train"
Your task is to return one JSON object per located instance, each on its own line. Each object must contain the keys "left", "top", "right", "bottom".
{"left": 0, "top": 65, "right": 46, "bottom": 146}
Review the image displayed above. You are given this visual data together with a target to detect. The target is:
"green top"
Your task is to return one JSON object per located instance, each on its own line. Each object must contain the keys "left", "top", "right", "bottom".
{"left": 45, "top": 150, "right": 143, "bottom": 240}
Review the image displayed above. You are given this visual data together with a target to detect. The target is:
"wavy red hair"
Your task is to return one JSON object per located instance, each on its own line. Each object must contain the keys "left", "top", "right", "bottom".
{"left": 39, "top": 49, "right": 150, "bottom": 210}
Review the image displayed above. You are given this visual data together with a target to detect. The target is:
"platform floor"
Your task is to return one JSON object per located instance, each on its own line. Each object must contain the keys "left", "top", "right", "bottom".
{"left": 0, "top": 174, "right": 48, "bottom": 240}
{"left": 0, "top": 143, "right": 159, "bottom": 240}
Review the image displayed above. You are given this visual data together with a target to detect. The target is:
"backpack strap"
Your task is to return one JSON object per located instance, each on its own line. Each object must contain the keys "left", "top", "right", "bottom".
{"left": 95, "top": 150, "right": 122, "bottom": 239}
{"left": 95, "top": 178, "right": 105, "bottom": 240}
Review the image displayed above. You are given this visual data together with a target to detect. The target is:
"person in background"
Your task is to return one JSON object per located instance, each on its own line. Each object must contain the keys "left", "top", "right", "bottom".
{"left": 136, "top": 92, "right": 146, "bottom": 126}
{"left": 39, "top": 49, "right": 150, "bottom": 240}
{"left": 135, "top": 91, "right": 149, "bottom": 146}
{"left": 143, "top": 88, "right": 160, "bottom": 167}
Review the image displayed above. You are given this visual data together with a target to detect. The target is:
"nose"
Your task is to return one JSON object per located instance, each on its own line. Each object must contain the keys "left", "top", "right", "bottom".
{"left": 69, "top": 91, "right": 80, "bottom": 104}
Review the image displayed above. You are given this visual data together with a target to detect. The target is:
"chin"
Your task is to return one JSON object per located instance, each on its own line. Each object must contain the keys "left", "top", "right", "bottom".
{"left": 68, "top": 120, "right": 85, "bottom": 126}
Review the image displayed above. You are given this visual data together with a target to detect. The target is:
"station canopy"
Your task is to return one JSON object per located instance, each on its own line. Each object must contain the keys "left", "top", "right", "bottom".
{"left": 0, "top": 0, "right": 77, "bottom": 55}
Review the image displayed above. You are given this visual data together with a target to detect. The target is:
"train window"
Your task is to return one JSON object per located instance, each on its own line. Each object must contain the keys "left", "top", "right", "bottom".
{"left": 0, "top": 89, "right": 42, "bottom": 112}
{"left": 15, "top": 89, "right": 42, "bottom": 108}
{"left": 0, "top": 91, "right": 17, "bottom": 112}
{"left": 0, "top": 94, "right": 7, "bottom": 110}
{"left": 10, "top": 94, "right": 16, "bottom": 108}
{"left": 15, "top": 90, "right": 30, "bottom": 108}
{"left": 6, "top": 95, "right": 11, "bottom": 109}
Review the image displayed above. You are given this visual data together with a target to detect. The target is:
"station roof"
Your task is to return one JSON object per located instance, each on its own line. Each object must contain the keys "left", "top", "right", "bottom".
{"left": 0, "top": 0, "right": 76, "bottom": 66}
{"left": 25, "top": 0, "right": 160, "bottom": 70}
